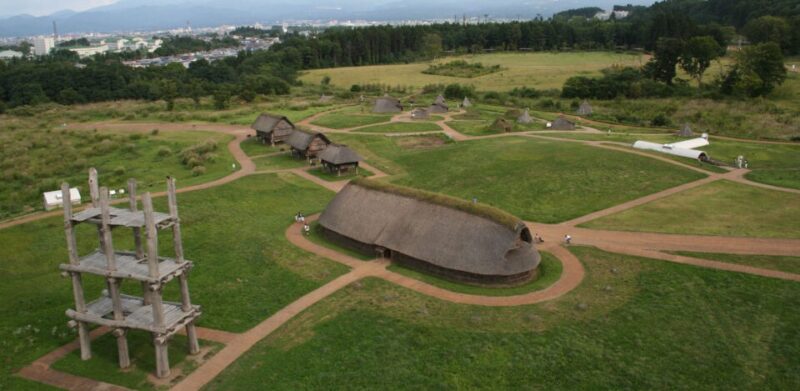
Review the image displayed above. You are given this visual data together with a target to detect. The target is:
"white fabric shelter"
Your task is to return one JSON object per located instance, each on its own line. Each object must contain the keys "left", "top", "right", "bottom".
{"left": 43, "top": 188, "right": 82, "bottom": 210}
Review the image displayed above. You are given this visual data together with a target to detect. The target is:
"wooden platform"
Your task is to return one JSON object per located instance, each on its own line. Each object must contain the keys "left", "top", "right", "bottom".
{"left": 60, "top": 251, "right": 192, "bottom": 283}
{"left": 67, "top": 292, "right": 201, "bottom": 336}
{"left": 71, "top": 207, "right": 174, "bottom": 228}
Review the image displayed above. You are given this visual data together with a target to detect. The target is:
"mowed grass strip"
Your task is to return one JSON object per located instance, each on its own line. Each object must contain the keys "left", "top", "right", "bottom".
{"left": 357, "top": 122, "right": 442, "bottom": 133}
{"left": 252, "top": 153, "right": 309, "bottom": 170}
{"left": 387, "top": 251, "right": 562, "bottom": 296}
{"left": 582, "top": 180, "right": 800, "bottom": 238}
{"left": 206, "top": 246, "right": 800, "bottom": 389}
{"left": 310, "top": 107, "right": 393, "bottom": 129}
{"left": 0, "top": 174, "right": 347, "bottom": 389}
{"left": 670, "top": 251, "right": 800, "bottom": 275}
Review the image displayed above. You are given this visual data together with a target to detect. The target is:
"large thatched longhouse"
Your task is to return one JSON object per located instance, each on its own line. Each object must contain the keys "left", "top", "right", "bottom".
{"left": 318, "top": 180, "right": 541, "bottom": 285}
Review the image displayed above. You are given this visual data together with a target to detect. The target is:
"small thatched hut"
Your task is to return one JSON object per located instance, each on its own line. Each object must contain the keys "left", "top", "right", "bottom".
{"left": 549, "top": 116, "right": 576, "bottom": 131}
{"left": 429, "top": 95, "right": 449, "bottom": 113}
{"left": 318, "top": 180, "right": 541, "bottom": 285}
{"left": 462, "top": 97, "right": 472, "bottom": 108}
{"left": 677, "top": 123, "right": 694, "bottom": 137}
{"left": 373, "top": 95, "right": 403, "bottom": 113}
{"left": 251, "top": 113, "right": 295, "bottom": 145}
{"left": 517, "top": 109, "right": 533, "bottom": 124}
{"left": 577, "top": 100, "right": 593, "bottom": 116}
{"left": 319, "top": 144, "right": 362, "bottom": 176}
{"left": 286, "top": 129, "right": 331, "bottom": 159}
{"left": 411, "top": 107, "right": 430, "bottom": 120}
{"left": 490, "top": 118, "right": 513, "bottom": 133}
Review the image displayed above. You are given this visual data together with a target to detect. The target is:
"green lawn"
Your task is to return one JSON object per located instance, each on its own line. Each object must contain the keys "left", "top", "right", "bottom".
{"left": 583, "top": 180, "right": 800, "bottom": 238}
{"left": 671, "top": 251, "right": 800, "bottom": 275}
{"left": 330, "top": 135, "right": 705, "bottom": 223}
{"left": 306, "top": 166, "right": 373, "bottom": 181}
{"left": 356, "top": 122, "right": 442, "bottom": 133}
{"left": 0, "top": 174, "right": 348, "bottom": 389}
{"left": 387, "top": 251, "right": 562, "bottom": 296}
{"left": 239, "top": 137, "right": 285, "bottom": 157}
{"left": 52, "top": 332, "right": 222, "bottom": 390}
{"left": 310, "top": 107, "right": 393, "bottom": 129}
{"left": 701, "top": 139, "right": 800, "bottom": 190}
{"left": 0, "top": 128, "right": 236, "bottom": 219}
{"left": 252, "top": 153, "right": 309, "bottom": 170}
{"left": 206, "top": 246, "right": 800, "bottom": 389}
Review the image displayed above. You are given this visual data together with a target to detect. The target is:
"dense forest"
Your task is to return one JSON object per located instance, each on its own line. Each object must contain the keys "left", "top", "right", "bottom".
{"left": 0, "top": 0, "right": 797, "bottom": 111}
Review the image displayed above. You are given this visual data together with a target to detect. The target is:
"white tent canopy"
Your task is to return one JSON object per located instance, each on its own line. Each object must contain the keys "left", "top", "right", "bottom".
{"left": 43, "top": 188, "right": 81, "bottom": 210}
{"left": 633, "top": 141, "right": 708, "bottom": 160}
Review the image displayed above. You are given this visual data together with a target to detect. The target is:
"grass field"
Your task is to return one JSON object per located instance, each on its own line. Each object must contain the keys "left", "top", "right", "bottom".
{"left": 0, "top": 128, "right": 236, "bottom": 219}
{"left": 332, "top": 134, "right": 705, "bottom": 223}
{"left": 252, "top": 153, "right": 309, "bottom": 170}
{"left": 306, "top": 166, "right": 373, "bottom": 181}
{"left": 205, "top": 246, "right": 800, "bottom": 389}
{"left": 387, "top": 251, "right": 562, "bottom": 296}
{"left": 52, "top": 332, "right": 222, "bottom": 390}
{"left": 671, "top": 251, "right": 800, "bottom": 275}
{"left": 0, "top": 174, "right": 348, "bottom": 389}
{"left": 239, "top": 137, "right": 285, "bottom": 157}
{"left": 582, "top": 180, "right": 800, "bottom": 238}
{"left": 301, "top": 52, "right": 645, "bottom": 91}
{"left": 310, "top": 106, "right": 393, "bottom": 129}
{"left": 356, "top": 122, "right": 442, "bottom": 133}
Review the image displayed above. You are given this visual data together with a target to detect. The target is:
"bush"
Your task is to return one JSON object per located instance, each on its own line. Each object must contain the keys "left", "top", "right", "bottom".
{"left": 151, "top": 129, "right": 159, "bottom": 136}
{"left": 510, "top": 87, "right": 540, "bottom": 99}
{"left": 443, "top": 83, "right": 475, "bottom": 100}
{"left": 651, "top": 114, "right": 671, "bottom": 127}
{"left": 350, "top": 84, "right": 362, "bottom": 92}
{"left": 157, "top": 146, "right": 172, "bottom": 157}
{"left": 192, "top": 165, "right": 206, "bottom": 176}
{"left": 113, "top": 166, "right": 126, "bottom": 176}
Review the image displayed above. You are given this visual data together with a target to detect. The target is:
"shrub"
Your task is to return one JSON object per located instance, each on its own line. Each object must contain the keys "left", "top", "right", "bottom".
{"left": 350, "top": 84, "right": 362, "bottom": 92}
{"left": 510, "top": 87, "right": 540, "bottom": 99}
{"left": 651, "top": 114, "right": 671, "bottom": 127}
{"left": 191, "top": 165, "right": 206, "bottom": 176}
{"left": 151, "top": 129, "right": 159, "bottom": 136}
{"left": 443, "top": 83, "right": 476, "bottom": 100}
{"left": 113, "top": 166, "right": 126, "bottom": 176}
{"left": 157, "top": 146, "right": 172, "bottom": 157}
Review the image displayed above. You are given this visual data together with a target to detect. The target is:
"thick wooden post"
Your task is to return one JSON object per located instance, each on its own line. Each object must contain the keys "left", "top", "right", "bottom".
{"left": 128, "top": 179, "right": 150, "bottom": 305}
{"left": 167, "top": 178, "right": 200, "bottom": 354}
{"left": 62, "top": 183, "right": 91, "bottom": 360}
{"left": 154, "top": 339, "right": 170, "bottom": 378}
{"left": 88, "top": 168, "right": 100, "bottom": 207}
{"left": 143, "top": 193, "right": 165, "bottom": 329}
{"left": 100, "top": 188, "right": 130, "bottom": 368}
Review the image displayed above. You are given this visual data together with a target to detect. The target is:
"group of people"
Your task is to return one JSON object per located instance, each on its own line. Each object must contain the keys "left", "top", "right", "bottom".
{"left": 295, "top": 212, "right": 310, "bottom": 235}
{"left": 532, "top": 233, "right": 572, "bottom": 244}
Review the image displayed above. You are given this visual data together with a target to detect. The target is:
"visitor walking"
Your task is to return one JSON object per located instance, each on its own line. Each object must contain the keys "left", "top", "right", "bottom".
{"left": 564, "top": 234, "right": 572, "bottom": 245}
{"left": 303, "top": 223, "right": 310, "bottom": 236}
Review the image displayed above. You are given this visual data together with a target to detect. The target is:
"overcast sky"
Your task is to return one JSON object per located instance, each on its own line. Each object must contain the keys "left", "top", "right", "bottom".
{"left": 0, "top": 0, "right": 117, "bottom": 16}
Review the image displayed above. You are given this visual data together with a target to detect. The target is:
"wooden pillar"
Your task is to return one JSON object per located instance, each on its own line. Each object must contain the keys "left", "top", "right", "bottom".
{"left": 128, "top": 179, "right": 150, "bottom": 305}
{"left": 167, "top": 178, "right": 200, "bottom": 354}
{"left": 143, "top": 193, "right": 166, "bottom": 329}
{"left": 154, "top": 339, "right": 170, "bottom": 378}
{"left": 99, "top": 188, "right": 130, "bottom": 368}
{"left": 62, "top": 183, "right": 91, "bottom": 360}
{"left": 88, "top": 168, "right": 100, "bottom": 207}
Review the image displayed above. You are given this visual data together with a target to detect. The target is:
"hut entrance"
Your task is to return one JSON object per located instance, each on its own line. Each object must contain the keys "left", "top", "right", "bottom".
{"left": 375, "top": 246, "right": 391, "bottom": 259}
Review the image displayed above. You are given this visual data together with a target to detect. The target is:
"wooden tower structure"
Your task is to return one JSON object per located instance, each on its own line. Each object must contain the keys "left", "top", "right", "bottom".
{"left": 59, "top": 168, "right": 201, "bottom": 378}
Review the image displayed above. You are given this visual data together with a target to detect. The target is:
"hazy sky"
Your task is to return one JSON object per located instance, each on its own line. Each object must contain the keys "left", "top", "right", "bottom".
{"left": 0, "top": 0, "right": 117, "bottom": 16}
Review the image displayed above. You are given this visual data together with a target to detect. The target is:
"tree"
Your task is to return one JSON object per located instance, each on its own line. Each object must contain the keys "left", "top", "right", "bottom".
{"left": 213, "top": 85, "right": 233, "bottom": 109}
{"left": 744, "top": 16, "right": 791, "bottom": 52}
{"left": 680, "top": 36, "right": 722, "bottom": 87}
{"left": 320, "top": 75, "right": 331, "bottom": 86}
{"left": 645, "top": 37, "right": 684, "bottom": 85}
{"left": 160, "top": 80, "right": 178, "bottom": 111}
{"left": 421, "top": 33, "right": 443, "bottom": 59}
{"left": 721, "top": 42, "right": 786, "bottom": 97}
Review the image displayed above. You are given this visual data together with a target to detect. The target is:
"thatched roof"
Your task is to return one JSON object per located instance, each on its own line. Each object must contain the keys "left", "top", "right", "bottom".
{"left": 677, "top": 123, "right": 694, "bottom": 137}
{"left": 577, "top": 100, "right": 593, "bottom": 116}
{"left": 286, "top": 129, "right": 331, "bottom": 151}
{"left": 373, "top": 96, "right": 403, "bottom": 113}
{"left": 319, "top": 144, "right": 362, "bottom": 165}
{"left": 490, "top": 118, "right": 513, "bottom": 132}
{"left": 517, "top": 109, "right": 533, "bottom": 124}
{"left": 462, "top": 97, "right": 472, "bottom": 108}
{"left": 251, "top": 113, "right": 294, "bottom": 133}
{"left": 550, "top": 116, "right": 575, "bottom": 130}
{"left": 319, "top": 180, "right": 540, "bottom": 277}
{"left": 411, "top": 107, "right": 430, "bottom": 119}
{"left": 429, "top": 95, "right": 448, "bottom": 113}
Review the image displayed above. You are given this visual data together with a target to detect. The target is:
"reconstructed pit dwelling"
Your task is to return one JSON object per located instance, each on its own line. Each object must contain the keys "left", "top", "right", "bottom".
{"left": 319, "top": 179, "right": 541, "bottom": 285}
{"left": 59, "top": 168, "right": 200, "bottom": 378}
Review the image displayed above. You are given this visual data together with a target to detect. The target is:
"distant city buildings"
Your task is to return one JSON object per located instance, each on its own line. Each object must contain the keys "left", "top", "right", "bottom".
{"left": 0, "top": 49, "right": 23, "bottom": 60}
{"left": 33, "top": 36, "right": 55, "bottom": 55}
{"left": 594, "top": 10, "right": 630, "bottom": 21}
